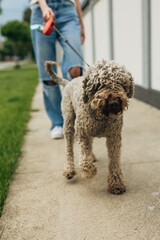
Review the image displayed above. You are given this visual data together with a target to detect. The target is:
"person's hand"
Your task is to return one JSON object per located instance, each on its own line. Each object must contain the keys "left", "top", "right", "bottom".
{"left": 42, "top": 6, "right": 54, "bottom": 21}
{"left": 81, "top": 25, "right": 85, "bottom": 45}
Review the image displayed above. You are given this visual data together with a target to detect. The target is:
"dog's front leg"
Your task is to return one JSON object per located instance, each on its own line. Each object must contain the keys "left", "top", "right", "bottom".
{"left": 63, "top": 113, "right": 76, "bottom": 180}
{"left": 106, "top": 132, "right": 126, "bottom": 194}
{"left": 78, "top": 136, "right": 97, "bottom": 179}
{"left": 63, "top": 134, "right": 76, "bottom": 180}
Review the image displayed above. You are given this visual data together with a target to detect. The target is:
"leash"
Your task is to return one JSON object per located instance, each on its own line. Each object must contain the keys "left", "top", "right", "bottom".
{"left": 30, "top": 15, "right": 90, "bottom": 68}
{"left": 54, "top": 26, "right": 90, "bottom": 68}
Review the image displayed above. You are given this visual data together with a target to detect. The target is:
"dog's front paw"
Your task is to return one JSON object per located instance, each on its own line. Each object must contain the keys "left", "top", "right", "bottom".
{"left": 80, "top": 162, "right": 97, "bottom": 179}
{"left": 63, "top": 169, "right": 76, "bottom": 180}
{"left": 108, "top": 183, "right": 126, "bottom": 195}
{"left": 108, "top": 175, "right": 126, "bottom": 194}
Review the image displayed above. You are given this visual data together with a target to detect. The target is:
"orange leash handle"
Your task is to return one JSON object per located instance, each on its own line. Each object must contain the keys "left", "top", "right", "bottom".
{"left": 43, "top": 15, "right": 56, "bottom": 36}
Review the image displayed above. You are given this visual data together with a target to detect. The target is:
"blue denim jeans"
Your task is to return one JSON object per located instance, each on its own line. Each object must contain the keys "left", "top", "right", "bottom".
{"left": 30, "top": 0, "right": 83, "bottom": 130}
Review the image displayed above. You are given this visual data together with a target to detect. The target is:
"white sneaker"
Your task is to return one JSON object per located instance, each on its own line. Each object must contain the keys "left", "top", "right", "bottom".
{"left": 50, "top": 126, "right": 64, "bottom": 139}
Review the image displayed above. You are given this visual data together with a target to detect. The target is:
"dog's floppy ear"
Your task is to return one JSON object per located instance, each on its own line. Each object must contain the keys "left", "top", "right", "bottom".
{"left": 82, "top": 77, "right": 89, "bottom": 103}
{"left": 123, "top": 72, "right": 135, "bottom": 98}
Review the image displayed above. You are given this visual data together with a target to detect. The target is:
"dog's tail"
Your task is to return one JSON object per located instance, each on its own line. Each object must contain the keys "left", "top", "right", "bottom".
{"left": 45, "top": 61, "right": 69, "bottom": 86}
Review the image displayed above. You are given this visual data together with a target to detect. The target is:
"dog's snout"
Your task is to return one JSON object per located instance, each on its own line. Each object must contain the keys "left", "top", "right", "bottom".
{"left": 108, "top": 99, "right": 121, "bottom": 114}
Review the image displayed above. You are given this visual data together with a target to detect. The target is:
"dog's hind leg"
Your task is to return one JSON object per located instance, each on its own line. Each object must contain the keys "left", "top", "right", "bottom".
{"left": 78, "top": 136, "right": 97, "bottom": 179}
{"left": 63, "top": 105, "right": 76, "bottom": 180}
{"left": 106, "top": 131, "right": 126, "bottom": 194}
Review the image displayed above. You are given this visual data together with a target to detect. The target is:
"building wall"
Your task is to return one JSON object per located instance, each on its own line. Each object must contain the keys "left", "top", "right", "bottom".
{"left": 113, "top": 0, "right": 143, "bottom": 86}
{"left": 83, "top": 0, "right": 143, "bottom": 86}
{"left": 92, "top": 0, "right": 110, "bottom": 61}
{"left": 151, "top": 0, "right": 160, "bottom": 91}
{"left": 83, "top": 11, "right": 94, "bottom": 65}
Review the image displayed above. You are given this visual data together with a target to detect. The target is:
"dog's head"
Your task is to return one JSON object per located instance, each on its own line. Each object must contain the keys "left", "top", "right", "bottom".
{"left": 83, "top": 60, "right": 134, "bottom": 117}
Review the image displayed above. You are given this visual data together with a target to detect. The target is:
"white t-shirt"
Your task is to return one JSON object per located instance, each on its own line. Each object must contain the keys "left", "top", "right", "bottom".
{"left": 30, "top": 0, "right": 75, "bottom": 8}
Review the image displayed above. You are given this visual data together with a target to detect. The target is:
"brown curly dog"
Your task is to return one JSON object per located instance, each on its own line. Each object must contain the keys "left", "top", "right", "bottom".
{"left": 45, "top": 59, "right": 134, "bottom": 194}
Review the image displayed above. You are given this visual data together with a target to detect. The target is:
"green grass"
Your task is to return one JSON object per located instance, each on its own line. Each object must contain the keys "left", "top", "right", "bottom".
{"left": 0, "top": 63, "right": 38, "bottom": 216}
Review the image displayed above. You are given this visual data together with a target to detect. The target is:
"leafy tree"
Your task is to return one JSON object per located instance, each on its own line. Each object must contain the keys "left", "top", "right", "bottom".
{"left": 2, "top": 20, "right": 31, "bottom": 43}
{"left": 0, "top": 40, "right": 14, "bottom": 61}
{"left": 23, "top": 8, "right": 31, "bottom": 23}
{"left": 1, "top": 20, "right": 32, "bottom": 60}
{"left": 0, "top": 0, "right": 2, "bottom": 14}
{"left": 3, "top": 40, "right": 14, "bottom": 56}
{"left": 23, "top": 7, "right": 35, "bottom": 60}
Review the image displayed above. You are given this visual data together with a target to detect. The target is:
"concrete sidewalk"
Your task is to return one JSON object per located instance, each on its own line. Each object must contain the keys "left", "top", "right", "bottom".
{"left": 0, "top": 84, "right": 160, "bottom": 240}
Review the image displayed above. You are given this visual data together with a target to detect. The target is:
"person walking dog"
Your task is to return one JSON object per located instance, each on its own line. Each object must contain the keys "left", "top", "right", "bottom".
{"left": 30, "top": 0, "right": 85, "bottom": 138}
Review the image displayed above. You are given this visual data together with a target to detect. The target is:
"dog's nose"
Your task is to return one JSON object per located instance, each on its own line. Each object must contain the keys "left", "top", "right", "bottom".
{"left": 109, "top": 101, "right": 120, "bottom": 114}
{"left": 110, "top": 102, "right": 119, "bottom": 110}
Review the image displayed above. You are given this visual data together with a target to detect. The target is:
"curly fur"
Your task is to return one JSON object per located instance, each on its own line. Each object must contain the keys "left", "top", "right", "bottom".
{"left": 83, "top": 59, "right": 134, "bottom": 102}
{"left": 45, "top": 59, "right": 134, "bottom": 194}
